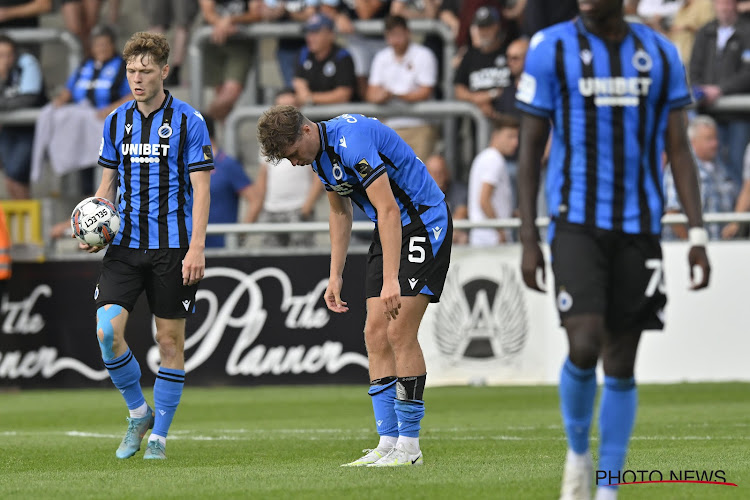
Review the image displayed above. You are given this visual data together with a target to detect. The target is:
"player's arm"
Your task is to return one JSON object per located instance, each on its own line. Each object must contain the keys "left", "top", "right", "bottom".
{"left": 665, "top": 108, "right": 711, "bottom": 289}
{"left": 325, "top": 191, "right": 353, "bottom": 313}
{"left": 518, "top": 112, "right": 550, "bottom": 291}
{"left": 183, "top": 170, "right": 210, "bottom": 286}
{"left": 365, "top": 173, "right": 402, "bottom": 320}
{"left": 95, "top": 167, "right": 118, "bottom": 205}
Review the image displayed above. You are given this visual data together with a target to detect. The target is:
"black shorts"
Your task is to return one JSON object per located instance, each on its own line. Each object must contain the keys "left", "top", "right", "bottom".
{"left": 94, "top": 245, "right": 198, "bottom": 319}
{"left": 551, "top": 221, "right": 667, "bottom": 333}
{"left": 366, "top": 202, "right": 453, "bottom": 303}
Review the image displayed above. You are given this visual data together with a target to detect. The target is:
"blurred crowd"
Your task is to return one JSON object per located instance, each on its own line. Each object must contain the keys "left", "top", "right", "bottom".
{"left": 1, "top": 0, "right": 750, "bottom": 250}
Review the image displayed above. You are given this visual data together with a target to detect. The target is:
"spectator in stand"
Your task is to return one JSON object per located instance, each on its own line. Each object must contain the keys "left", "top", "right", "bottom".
{"left": 454, "top": 6, "right": 513, "bottom": 119}
{"left": 322, "top": 0, "right": 389, "bottom": 100}
{"left": 199, "top": 0, "right": 262, "bottom": 121}
{"left": 204, "top": 115, "right": 262, "bottom": 248}
{"left": 0, "top": 0, "right": 51, "bottom": 29}
{"left": 275, "top": 13, "right": 356, "bottom": 107}
{"left": 495, "top": 36, "right": 527, "bottom": 119}
{"left": 669, "top": 0, "right": 715, "bottom": 65}
{"left": 60, "top": 0, "right": 101, "bottom": 57}
{"left": 636, "top": 0, "right": 685, "bottom": 34}
{"left": 439, "top": 0, "right": 520, "bottom": 53}
{"left": 521, "top": 0, "right": 577, "bottom": 37}
{"left": 722, "top": 141, "right": 750, "bottom": 238}
{"left": 145, "top": 0, "right": 200, "bottom": 86}
{"left": 663, "top": 115, "right": 738, "bottom": 240}
{"left": 468, "top": 115, "right": 518, "bottom": 246}
{"left": 690, "top": 0, "right": 750, "bottom": 184}
{"left": 260, "top": 0, "right": 317, "bottom": 90}
{"left": 48, "top": 25, "right": 132, "bottom": 194}
{"left": 390, "top": 0, "right": 444, "bottom": 96}
{"left": 366, "top": 15, "right": 438, "bottom": 159}
{"left": 254, "top": 157, "right": 324, "bottom": 247}
{"left": 425, "top": 153, "right": 469, "bottom": 244}
{"left": 0, "top": 34, "right": 45, "bottom": 199}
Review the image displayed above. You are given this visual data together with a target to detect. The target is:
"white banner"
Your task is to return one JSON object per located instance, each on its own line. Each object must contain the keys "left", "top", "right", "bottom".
{"left": 420, "top": 242, "right": 750, "bottom": 386}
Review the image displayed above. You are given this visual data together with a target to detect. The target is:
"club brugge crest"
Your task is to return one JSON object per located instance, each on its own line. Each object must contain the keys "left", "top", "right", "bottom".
{"left": 433, "top": 263, "right": 528, "bottom": 362}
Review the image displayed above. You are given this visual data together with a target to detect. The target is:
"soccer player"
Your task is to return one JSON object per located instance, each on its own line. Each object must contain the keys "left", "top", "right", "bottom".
{"left": 515, "top": 1, "right": 711, "bottom": 499}
{"left": 81, "top": 31, "right": 213, "bottom": 460}
{"left": 257, "top": 105, "right": 452, "bottom": 467}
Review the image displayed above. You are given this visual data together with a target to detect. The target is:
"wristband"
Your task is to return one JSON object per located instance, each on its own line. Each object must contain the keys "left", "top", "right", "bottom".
{"left": 688, "top": 227, "right": 708, "bottom": 247}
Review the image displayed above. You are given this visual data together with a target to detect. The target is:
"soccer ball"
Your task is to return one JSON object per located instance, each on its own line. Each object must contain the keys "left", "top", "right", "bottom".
{"left": 71, "top": 197, "right": 120, "bottom": 247}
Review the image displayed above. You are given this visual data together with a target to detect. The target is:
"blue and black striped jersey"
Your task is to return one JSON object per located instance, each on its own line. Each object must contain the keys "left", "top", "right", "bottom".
{"left": 98, "top": 91, "right": 214, "bottom": 249}
{"left": 516, "top": 19, "right": 692, "bottom": 236}
{"left": 312, "top": 113, "right": 445, "bottom": 226}
{"left": 67, "top": 56, "right": 130, "bottom": 108}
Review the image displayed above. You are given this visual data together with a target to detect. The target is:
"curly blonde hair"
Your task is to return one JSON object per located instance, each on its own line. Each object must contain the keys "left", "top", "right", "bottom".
{"left": 122, "top": 31, "right": 170, "bottom": 67}
{"left": 257, "top": 105, "right": 306, "bottom": 164}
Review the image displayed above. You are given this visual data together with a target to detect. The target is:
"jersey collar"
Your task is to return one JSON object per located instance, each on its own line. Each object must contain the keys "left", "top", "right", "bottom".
{"left": 132, "top": 89, "right": 172, "bottom": 119}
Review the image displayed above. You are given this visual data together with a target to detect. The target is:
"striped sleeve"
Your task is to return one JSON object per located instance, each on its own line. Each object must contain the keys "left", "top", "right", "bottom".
{"left": 516, "top": 30, "right": 557, "bottom": 117}
{"left": 185, "top": 110, "right": 215, "bottom": 172}
{"left": 98, "top": 111, "right": 120, "bottom": 169}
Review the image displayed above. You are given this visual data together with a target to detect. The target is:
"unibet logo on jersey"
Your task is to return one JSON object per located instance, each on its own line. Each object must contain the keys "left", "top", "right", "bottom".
{"left": 578, "top": 77, "right": 653, "bottom": 107}
{"left": 120, "top": 143, "right": 170, "bottom": 163}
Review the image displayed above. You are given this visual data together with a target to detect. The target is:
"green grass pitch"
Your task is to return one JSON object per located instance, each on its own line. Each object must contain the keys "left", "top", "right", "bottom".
{"left": 0, "top": 383, "right": 747, "bottom": 499}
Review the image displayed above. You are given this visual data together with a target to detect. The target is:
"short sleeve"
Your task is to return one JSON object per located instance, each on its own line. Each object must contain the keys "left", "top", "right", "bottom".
{"left": 227, "top": 157, "right": 252, "bottom": 193}
{"left": 335, "top": 51, "right": 357, "bottom": 89}
{"left": 515, "top": 31, "right": 557, "bottom": 117}
{"left": 339, "top": 124, "right": 387, "bottom": 189}
{"left": 186, "top": 110, "right": 215, "bottom": 172}
{"left": 415, "top": 46, "right": 437, "bottom": 87}
{"left": 478, "top": 156, "right": 504, "bottom": 186}
{"left": 17, "top": 54, "right": 43, "bottom": 95}
{"left": 663, "top": 42, "right": 692, "bottom": 109}
{"left": 98, "top": 112, "right": 120, "bottom": 169}
{"left": 368, "top": 51, "right": 388, "bottom": 86}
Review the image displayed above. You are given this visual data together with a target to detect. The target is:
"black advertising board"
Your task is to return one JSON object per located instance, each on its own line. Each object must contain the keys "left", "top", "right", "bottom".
{"left": 0, "top": 255, "right": 370, "bottom": 388}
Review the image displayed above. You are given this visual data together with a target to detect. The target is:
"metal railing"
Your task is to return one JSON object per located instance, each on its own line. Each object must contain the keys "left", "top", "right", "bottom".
{"left": 187, "top": 19, "right": 455, "bottom": 110}
{"left": 224, "top": 100, "right": 489, "bottom": 160}
{"left": 205, "top": 212, "right": 750, "bottom": 237}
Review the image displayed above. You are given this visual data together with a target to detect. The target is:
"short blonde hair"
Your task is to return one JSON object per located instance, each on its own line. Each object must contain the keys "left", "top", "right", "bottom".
{"left": 123, "top": 31, "right": 170, "bottom": 67}
{"left": 257, "top": 105, "right": 307, "bottom": 164}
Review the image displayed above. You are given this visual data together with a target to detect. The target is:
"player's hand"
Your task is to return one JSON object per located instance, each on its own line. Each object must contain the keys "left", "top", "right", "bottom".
{"left": 688, "top": 245, "right": 710, "bottom": 290}
{"left": 381, "top": 278, "right": 401, "bottom": 321}
{"left": 77, "top": 236, "right": 105, "bottom": 253}
{"left": 521, "top": 241, "right": 547, "bottom": 292}
{"left": 324, "top": 276, "right": 348, "bottom": 313}
{"left": 182, "top": 246, "right": 205, "bottom": 286}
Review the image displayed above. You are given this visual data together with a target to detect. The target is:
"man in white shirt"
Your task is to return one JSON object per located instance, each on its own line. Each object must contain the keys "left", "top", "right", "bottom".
{"left": 468, "top": 116, "right": 519, "bottom": 246}
{"left": 366, "top": 15, "right": 438, "bottom": 159}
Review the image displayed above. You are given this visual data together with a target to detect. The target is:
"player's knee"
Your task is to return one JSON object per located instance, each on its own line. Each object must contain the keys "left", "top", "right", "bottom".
{"left": 96, "top": 304, "right": 124, "bottom": 360}
{"left": 155, "top": 330, "right": 184, "bottom": 359}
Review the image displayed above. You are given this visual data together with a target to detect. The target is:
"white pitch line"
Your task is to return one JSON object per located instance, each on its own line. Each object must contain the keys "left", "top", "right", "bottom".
{"left": 0, "top": 430, "right": 735, "bottom": 443}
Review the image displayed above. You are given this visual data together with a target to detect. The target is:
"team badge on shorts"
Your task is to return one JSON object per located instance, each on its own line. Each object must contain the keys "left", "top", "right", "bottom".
{"left": 557, "top": 289, "right": 573, "bottom": 312}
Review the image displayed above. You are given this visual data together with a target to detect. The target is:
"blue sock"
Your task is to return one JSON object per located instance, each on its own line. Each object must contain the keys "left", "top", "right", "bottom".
{"left": 152, "top": 367, "right": 185, "bottom": 438}
{"left": 394, "top": 374, "right": 426, "bottom": 438}
{"left": 598, "top": 376, "right": 637, "bottom": 489}
{"left": 559, "top": 358, "right": 597, "bottom": 454}
{"left": 394, "top": 400, "right": 424, "bottom": 438}
{"left": 103, "top": 349, "right": 146, "bottom": 411}
{"left": 368, "top": 377, "right": 398, "bottom": 438}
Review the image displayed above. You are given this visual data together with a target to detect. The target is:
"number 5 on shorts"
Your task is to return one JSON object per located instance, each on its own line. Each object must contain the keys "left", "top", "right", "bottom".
{"left": 408, "top": 236, "right": 426, "bottom": 263}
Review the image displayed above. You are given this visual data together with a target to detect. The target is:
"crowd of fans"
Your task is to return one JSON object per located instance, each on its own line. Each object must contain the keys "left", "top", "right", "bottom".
{"left": 2, "top": 0, "right": 750, "bottom": 250}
